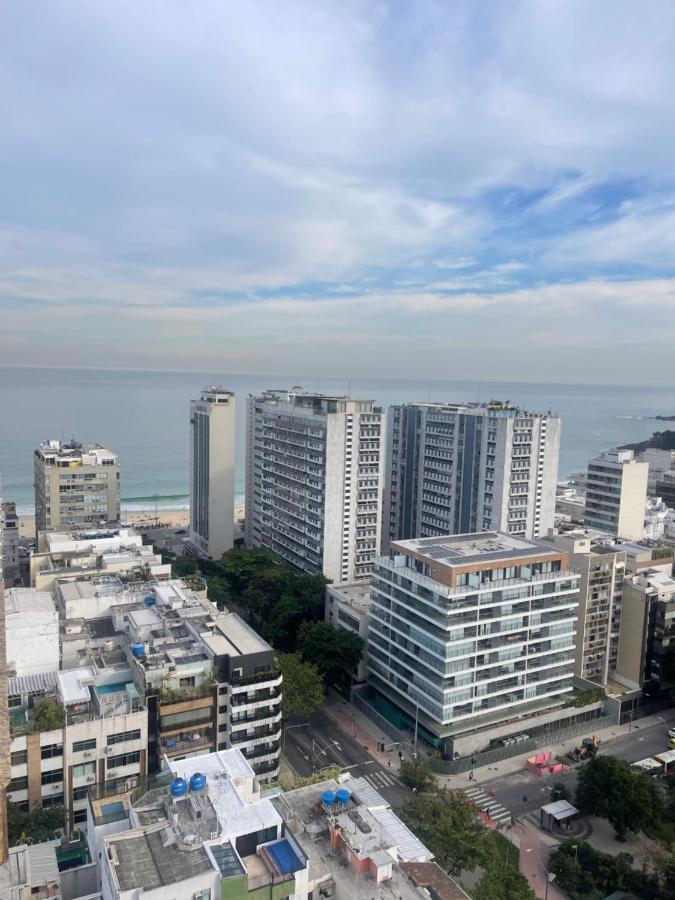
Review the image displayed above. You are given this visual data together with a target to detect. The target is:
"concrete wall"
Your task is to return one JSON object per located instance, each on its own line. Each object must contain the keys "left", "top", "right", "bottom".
{"left": 616, "top": 582, "right": 649, "bottom": 686}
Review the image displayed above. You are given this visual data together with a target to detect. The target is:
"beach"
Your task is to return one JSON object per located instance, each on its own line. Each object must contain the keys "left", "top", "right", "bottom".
{"left": 18, "top": 503, "right": 245, "bottom": 539}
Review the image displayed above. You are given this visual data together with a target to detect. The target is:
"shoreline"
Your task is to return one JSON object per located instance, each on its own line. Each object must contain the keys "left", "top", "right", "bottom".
{"left": 18, "top": 502, "right": 245, "bottom": 540}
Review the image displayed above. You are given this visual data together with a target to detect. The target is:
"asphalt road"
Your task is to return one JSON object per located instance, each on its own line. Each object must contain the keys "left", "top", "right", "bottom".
{"left": 470, "top": 712, "right": 675, "bottom": 821}
{"left": 282, "top": 709, "right": 410, "bottom": 807}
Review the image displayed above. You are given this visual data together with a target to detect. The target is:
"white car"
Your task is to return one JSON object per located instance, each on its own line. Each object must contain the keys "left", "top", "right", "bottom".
{"left": 668, "top": 726, "right": 675, "bottom": 740}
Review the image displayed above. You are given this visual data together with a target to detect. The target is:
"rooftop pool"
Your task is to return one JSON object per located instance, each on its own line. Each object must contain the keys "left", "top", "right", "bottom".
{"left": 96, "top": 681, "right": 131, "bottom": 695}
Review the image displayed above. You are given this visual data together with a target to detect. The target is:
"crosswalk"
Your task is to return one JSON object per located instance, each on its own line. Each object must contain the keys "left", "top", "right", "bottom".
{"left": 362, "top": 769, "right": 398, "bottom": 790}
{"left": 464, "top": 786, "right": 512, "bottom": 825}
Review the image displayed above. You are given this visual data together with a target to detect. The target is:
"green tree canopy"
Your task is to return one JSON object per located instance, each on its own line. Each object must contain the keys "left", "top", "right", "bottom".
{"left": 575, "top": 755, "right": 662, "bottom": 840}
{"left": 277, "top": 653, "right": 324, "bottom": 720}
{"left": 171, "top": 555, "right": 198, "bottom": 577}
{"left": 398, "top": 761, "right": 437, "bottom": 793}
{"left": 474, "top": 860, "right": 536, "bottom": 900}
{"left": 296, "top": 622, "right": 364, "bottom": 684}
{"left": 32, "top": 698, "right": 64, "bottom": 732}
{"left": 549, "top": 839, "right": 662, "bottom": 900}
{"left": 550, "top": 781, "right": 572, "bottom": 802}
{"left": 399, "top": 790, "right": 494, "bottom": 875}
{"left": 8, "top": 803, "right": 64, "bottom": 846}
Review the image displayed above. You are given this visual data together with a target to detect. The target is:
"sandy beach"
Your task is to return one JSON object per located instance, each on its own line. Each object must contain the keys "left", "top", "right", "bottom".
{"left": 19, "top": 503, "right": 245, "bottom": 539}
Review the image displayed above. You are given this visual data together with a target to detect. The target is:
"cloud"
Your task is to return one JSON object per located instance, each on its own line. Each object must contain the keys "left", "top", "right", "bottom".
{"left": 1, "top": 1, "right": 675, "bottom": 380}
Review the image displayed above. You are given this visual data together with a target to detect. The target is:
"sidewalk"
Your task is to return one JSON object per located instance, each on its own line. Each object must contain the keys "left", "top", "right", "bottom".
{"left": 515, "top": 821, "right": 567, "bottom": 900}
{"left": 439, "top": 711, "right": 674, "bottom": 791}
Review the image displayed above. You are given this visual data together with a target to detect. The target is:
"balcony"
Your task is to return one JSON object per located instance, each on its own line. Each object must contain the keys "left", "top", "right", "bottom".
{"left": 230, "top": 726, "right": 280, "bottom": 744}
{"left": 230, "top": 670, "right": 281, "bottom": 688}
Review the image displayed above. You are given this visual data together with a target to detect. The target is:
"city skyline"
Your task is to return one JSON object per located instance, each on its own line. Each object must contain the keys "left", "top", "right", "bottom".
{"left": 3, "top": 2, "right": 675, "bottom": 383}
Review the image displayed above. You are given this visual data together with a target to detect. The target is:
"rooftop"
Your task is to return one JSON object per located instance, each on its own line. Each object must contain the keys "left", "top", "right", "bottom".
{"left": 36, "top": 438, "right": 118, "bottom": 462}
{"left": 5, "top": 587, "right": 57, "bottom": 619}
{"left": 391, "top": 531, "right": 562, "bottom": 568}
{"left": 112, "top": 827, "right": 215, "bottom": 892}
{"left": 328, "top": 582, "right": 370, "bottom": 613}
{"left": 201, "top": 612, "right": 274, "bottom": 657}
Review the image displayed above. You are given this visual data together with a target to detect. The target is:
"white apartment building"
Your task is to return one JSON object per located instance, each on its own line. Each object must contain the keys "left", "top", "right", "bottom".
{"left": 546, "top": 530, "right": 626, "bottom": 687}
{"left": 637, "top": 448, "right": 675, "bottom": 494}
{"left": 34, "top": 440, "right": 120, "bottom": 535}
{"left": 1, "top": 501, "right": 20, "bottom": 587}
{"left": 584, "top": 449, "right": 649, "bottom": 540}
{"left": 189, "top": 388, "right": 236, "bottom": 560}
{"left": 368, "top": 532, "right": 580, "bottom": 756}
{"left": 383, "top": 403, "right": 561, "bottom": 552}
{"left": 246, "top": 389, "right": 384, "bottom": 583}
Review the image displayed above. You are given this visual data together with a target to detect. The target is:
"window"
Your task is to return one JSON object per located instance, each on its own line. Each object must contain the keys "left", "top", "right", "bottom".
{"left": 42, "top": 794, "right": 64, "bottom": 808}
{"left": 179, "top": 676, "right": 195, "bottom": 689}
{"left": 8, "top": 776, "right": 28, "bottom": 793}
{"left": 73, "top": 808, "right": 88, "bottom": 824}
{"left": 41, "top": 770, "right": 63, "bottom": 786}
{"left": 72, "top": 738, "right": 96, "bottom": 753}
{"left": 107, "top": 729, "right": 141, "bottom": 746}
{"left": 10, "top": 750, "right": 27, "bottom": 766}
{"left": 193, "top": 891, "right": 212, "bottom": 900}
{"left": 73, "top": 786, "right": 89, "bottom": 801}
{"left": 8, "top": 695, "right": 21, "bottom": 708}
{"left": 107, "top": 751, "right": 140, "bottom": 770}
{"left": 73, "top": 762, "right": 96, "bottom": 779}
{"left": 41, "top": 744, "right": 63, "bottom": 760}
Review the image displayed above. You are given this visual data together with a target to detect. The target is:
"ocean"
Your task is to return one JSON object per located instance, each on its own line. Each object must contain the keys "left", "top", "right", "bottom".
{"left": 1, "top": 366, "right": 673, "bottom": 514}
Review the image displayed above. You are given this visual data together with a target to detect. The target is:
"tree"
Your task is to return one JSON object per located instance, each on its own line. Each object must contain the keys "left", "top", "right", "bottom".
{"left": 548, "top": 839, "right": 662, "bottom": 900}
{"left": 277, "top": 653, "right": 324, "bottom": 720}
{"left": 171, "top": 555, "right": 197, "bottom": 577}
{"left": 7, "top": 803, "right": 64, "bottom": 846}
{"left": 32, "top": 698, "right": 64, "bottom": 732}
{"left": 399, "top": 762, "right": 437, "bottom": 793}
{"left": 399, "top": 790, "right": 493, "bottom": 875}
{"left": 575, "top": 755, "right": 662, "bottom": 839}
{"left": 474, "top": 860, "right": 536, "bottom": 900}
{"left": 550, "top": 781, "right": 572, "bottom": 802}
{"left": 297, "top": 623, "right": 364, "bottom": 684}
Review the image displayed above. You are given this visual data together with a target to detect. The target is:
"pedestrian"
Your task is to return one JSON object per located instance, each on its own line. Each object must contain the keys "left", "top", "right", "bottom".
{"left": 523, "top": 795, "right": 528, "bottom": 804}
{"left": 388, "top": 761, "right": 391, "bottom": 768}
{"left": 469, "top": 771, "right": 474, "bottom": 782}
{"left": 486, "top": 807, "right": 491, "bottom": 819}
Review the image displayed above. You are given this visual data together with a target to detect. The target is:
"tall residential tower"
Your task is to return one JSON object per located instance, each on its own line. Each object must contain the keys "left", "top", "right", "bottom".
{"left": 189, "top": 387, "right": 236, "bottom": 560}
{"left": 245, "top": 389, "right": 384, "bottom": 583}
{"left": 382, "top": 402, "right": 560, "bottom": 550}
{"left": 33, "top": 440, "right": 120, "bottom": 534}
{"left": 584, "top": 449, "right": 649, "bottom": 540}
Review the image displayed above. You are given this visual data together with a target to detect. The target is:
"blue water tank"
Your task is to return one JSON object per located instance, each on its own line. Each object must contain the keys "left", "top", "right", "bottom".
{"left": 170, "top": 777, "right": 188, "bottom": 797}
{"left": 131, "top": 642, "right": 145, "bottom": 658}
{"left": 335, "top": 788, "right": 350, "bottom": 806}
{"left": 144, "top": 595, "right": 156, "bottom": 607}
{"left": 189, "top": 772, "right": 206, "bottom": 793}
{"left": 321, "top": 791, "right": 336, "bottom": 807}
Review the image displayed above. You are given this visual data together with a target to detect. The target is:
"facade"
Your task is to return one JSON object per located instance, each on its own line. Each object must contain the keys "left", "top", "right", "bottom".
{"left": 584, "top": 449, "right": 649, "bottom": 540}
{"left": 245, "top": 389, "right": 384, "bottom": 583}
{"left": 1, "top": 501, "right": 20, "bottom": 587}
{"left": 637, "top": 448, "right": 675, "bottom": 494}
{"left": 189, "top": 387, "right": 236, "bottom": 560}
{"left": 617, "top": 571, "right": 675, "bottom": 689}
{"left": 368, "top": 532, "right": 580, "bottom": 755}
{"left": 34, "top": 440, "right": 120, "bottom": 534}
{"left": 382, "top": 403, "right": 561, "bottom": 552}
{"left": 0, "top": 511, "right": 10, "bottom": 865}
{"left": 546, "top": 530, "right": 626, "bottom": 686}
{"left": 325, "top": 583, "right": 370, "bottom": 682}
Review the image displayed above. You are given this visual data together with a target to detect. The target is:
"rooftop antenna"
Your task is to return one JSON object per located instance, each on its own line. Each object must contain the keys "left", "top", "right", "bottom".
{"left": 347, "top": 379, "right": 351, "bottom": 397}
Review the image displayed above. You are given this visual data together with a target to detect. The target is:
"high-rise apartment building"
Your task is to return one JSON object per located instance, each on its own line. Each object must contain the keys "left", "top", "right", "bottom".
{"left": 617, "top": 570, "right": 675, "bottom": 689}
{"left": 584, "top": 449, "right": 649, "bottom": 540}
{"left": 382, "top": 403, "right": 560, "bottom": 551}
{"left": 1, "top": 501, "right": 19, "bottom": 588}
{"left": 546, "top": 530, "right": 626, "bottom": 686}
{"left": 0, "top": 499, "right": 10, "bottom": 865}
{"left": 245, "top": 389, "right": 384, "bottom": 583}
{"left": 189, "top": 387, "right": 236, "bottom": 560}
{"left": 34, "top": 440, "right": 120, "bottom": 534}
{"left": 368, "top": 532, "right": 579, "bottom": 755}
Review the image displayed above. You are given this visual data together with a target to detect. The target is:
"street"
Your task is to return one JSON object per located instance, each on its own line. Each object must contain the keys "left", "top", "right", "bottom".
{"left": 466, "top": 712, "right": 675, "bottom": 822}
{"left": 283, "top": 709, "right": 410, "bottom": 807}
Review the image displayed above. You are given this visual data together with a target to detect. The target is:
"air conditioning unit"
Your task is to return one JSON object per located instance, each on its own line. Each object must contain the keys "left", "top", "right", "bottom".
{"left": 83, "top": 752, "right": 92, "bottom": 758}
{"left": 86, "top": 775, "right": 95, "bottom": 782}
{"left": 108, "top": 771, "right": 118, "bottom": 778}
{"left": 103, "top": 746, "right": 113, "bottom": 754}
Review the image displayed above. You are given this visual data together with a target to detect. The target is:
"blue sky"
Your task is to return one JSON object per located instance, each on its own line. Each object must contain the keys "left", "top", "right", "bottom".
{"left": 2, "top": 1, "right": 675, "bottom": 383}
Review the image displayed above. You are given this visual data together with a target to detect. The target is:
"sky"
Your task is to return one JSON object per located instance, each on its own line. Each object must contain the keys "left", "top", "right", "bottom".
{"left": 2, "top": 1, "right": 675, "bottom": 384}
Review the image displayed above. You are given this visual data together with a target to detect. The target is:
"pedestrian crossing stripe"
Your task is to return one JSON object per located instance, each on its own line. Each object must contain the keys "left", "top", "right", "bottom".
{"left": 463, "top": 788, "right": 512, "bottom": 824}
{"left": 365, "top": 771, "right": 395, "bottom": 787}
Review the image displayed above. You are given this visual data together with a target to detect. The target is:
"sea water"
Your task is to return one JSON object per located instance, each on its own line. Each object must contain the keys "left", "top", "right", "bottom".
{"left": 1, "top": 365, "right": 673, "bottom": 512}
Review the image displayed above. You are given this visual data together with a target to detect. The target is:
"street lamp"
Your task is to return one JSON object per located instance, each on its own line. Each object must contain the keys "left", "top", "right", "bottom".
{"left": 525, "top": 848, "right": 556, "bottom": 900}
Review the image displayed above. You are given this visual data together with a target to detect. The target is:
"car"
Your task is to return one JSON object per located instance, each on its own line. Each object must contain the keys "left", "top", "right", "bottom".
{"left": 668, "top": 737, "right": 675, "bottom": 750}
{"left": 668, "top": 726, "right": 675, "bottom": 740}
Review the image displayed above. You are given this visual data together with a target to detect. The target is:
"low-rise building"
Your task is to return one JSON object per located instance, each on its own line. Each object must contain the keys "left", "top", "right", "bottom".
{"left": 5, "top": 588, "right": 60, "bottom": 677}
{"left": 31, "top": 525, "right": 169, "bottom": 592}
{"left": 325, "top": 583, "right": 370, "bottom": 682}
